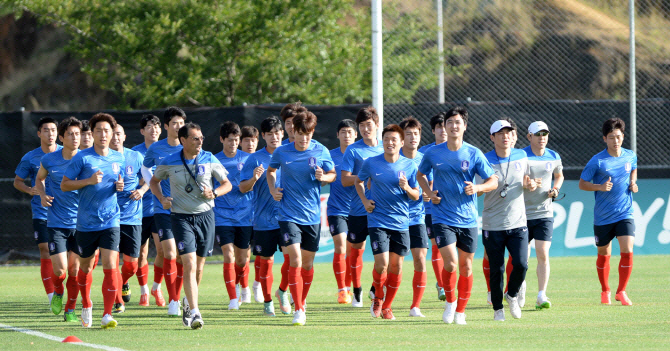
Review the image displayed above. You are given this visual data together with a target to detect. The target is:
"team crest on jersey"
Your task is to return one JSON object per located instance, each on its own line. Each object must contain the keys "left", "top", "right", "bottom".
{"left": 371, "top": 241, "right": 379, "bottom": 250}
{"left": 112, "top": 163, "right": 120, "bottom": 174}
{"left": 308, "top": 157, "right": 317, "bottom": 168}
{"left": 158, "top": 229, "right": 163, "bottom": 238}
{"left": 514, "top": 162, "right": 522, "bottom": 172}
{"left": 34, "top": 231, "right": 38, "bottom": 239}
{"left": 237, "top": 162, "right": 244, "bottom": 171}
{"left": 284, "top": 232, "right": 290, "bottom": 242}
{"left": 49, "top": 242, "right": 55, "bottom": 252}
{"left": 330, "top": 224, "right": 335, "bottom": 234}
{"left": 545, "top": 162, "right": 553, "bottom": 172}
{"left": 178, "top": 241, "right": 185, "bottom": 251}
{"left": 461, "top": 160, "right": 470, "bottom": 171}
{"left": 398, "top": 170, "right": 406, "bottom": 179}
{"left": 126, "top": 165, "right": 133, "bottom": 175}
{"left": 197, "top": 165, "right": 205, "bottom": 176}
{"left": 625, "top": 162, "right": 632, "bottom": 172}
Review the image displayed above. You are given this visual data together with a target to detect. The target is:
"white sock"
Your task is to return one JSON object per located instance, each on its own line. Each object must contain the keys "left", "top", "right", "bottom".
{"left": 338, "top": 288, "right": 345, "bottom": 292}
{"left": 253, "top": 280, "right": 260, "bottom": 288}
{"left": 538, "top": 290, "right": 546, "bottom": 299}
{"left": 191, "top": 307, "right": 200, "bottom": 316}
{"left": 152, "top": 282, "right": 161, "bottom": 291}
{"left": 345, "top": 286, "right": 351, "bottom": 292}
{"left": 47, "top": 292, "right": 54, "bottom": 303}
{"left": 140, "top": 284, "right": 150, "bottom": 295}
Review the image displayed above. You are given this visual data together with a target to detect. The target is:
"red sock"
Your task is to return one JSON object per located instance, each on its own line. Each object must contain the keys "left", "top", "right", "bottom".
{"left": 456, "top": 274, "right": 473, "bottom": 313}
{"left": 345, "top": 255, "right": 352, "bottom": 288}
{"left": 289, "top": 266, "right": 303, "bottom": 311}
{"left": 504, "top": 255, "right": 513, "bottom": 293}
{"left": 53, "top": 272, "right": 66, "bottom": 295}
{"left": 153, "top": 264, "right": 164, "bottom": 285}
{"left": 301, "top": 267, "right": 314, "bottom": 303}
{"left": 441, "top": 269, "right": 458, "bottom": 303}
{"left": 136, "top": 264, "right": 149, "bottom": 287}
{"left": 65, "top": 274, "right": 79, "bottom": 311}
{"left": 175, "top": 262, "right": 183, "bottom": 301}
{"left": 102, "top": 269, "right": 118, "bottom": 316}
{"left": 350, "top": 248, "right": 364, "bottom": 288}
{"left": 115, "top": 269, "right": 124, "bottom": 304}
{"left": 77, "top": 269, "right": 93, "bottom": 308}
{"left": 333, "top": 253, "right": 346, "bottom": 290}
{"left": 40, "top": 259, "right": 55, "bottom": 295}
{"left": 241, "top": 260, "right": 250, "bottom": 288}
{"left": 163, "top": 258, "right": 177, "bottom": 302}
{"left": 382, "top": 273, "right": 402, "bottom": 309}
{"left": 596, "top": 254, "right": 611, "bottom": 292}
{"left": 372, "top": 269, "right": 387, "bottom": 299}
{"left": 280, "top": 254, "right": 290, "bottom": 291}
{"left": 431, "top": 245, "right": 444, "bottom": 288}
{"left": 259, "top": 258, "right": 274, "bottom": 302}
{"left": 122, "top": 261, "right": 138, "bottom": 285}
{"left": 410, "top": 270, "right": 427, "bottom": 309}
{"left": 223, "top": 262, "right": 237, "bottom": 299}
{"left": 617, "top": 253, "right": 633, "bottom": 293}
{"left": 254, "top": 258, "right": 261, "bottom": 283}
{"left": 483, "top": 257, "right": 491, "bottom": 292}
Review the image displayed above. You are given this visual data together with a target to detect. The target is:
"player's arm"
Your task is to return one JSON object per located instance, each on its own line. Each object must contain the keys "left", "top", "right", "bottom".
{"left": 417, "top": 171, "right": 440, "bottom": 204}
{"left": 579, "top": 177, "right": 613, "bottom": 192}
{"left": 629, "top": 169, "right": 638, "bottom": 193}
{"left": 61, "top": 169, "right": 103, "bottom": 192}
{"left": 266, "top": 166, "right": 283, "bottom": 201}
{"left": 149, "top": 175, "right": 173, "bottom": 209}
{"left": 141, "top": 165, "right": 154, "bottom": 185}
{"left": 354, "top": 175, "right": 375, "bottom": 213}
{"left": 316, "top": 167, "right": 336, "bottom": 184}
{"left": 13, "top": 175, "right": 39, "bottom": 196}
{"left": 341, "top": 170, "right": 358, "bottom": 187}
{"left": 130, "top": 182, "right": 150, "bottom": 201}
{"left": 549, "top": 171, "right": 564, "bottom": 198}
{"left": 205, "top": 164, "right": 233, "bottom": 199}
{"left": 34, "top": 164, "right": 54, "bottom": 207}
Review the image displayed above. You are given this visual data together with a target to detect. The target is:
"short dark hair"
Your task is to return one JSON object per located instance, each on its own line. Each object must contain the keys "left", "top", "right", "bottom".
{"left": 57, "top": 117, "right": 82, "bottom": 137}
{"left": 260, "top": 116, "right": 283, "bottom": 134}
{"left": 279, "top": 102, "right": 307, "bottom": 122}
{"left": 382, "top": 124, "right": 404, "bottom": 140}
{"left": 602, "top": 118, "right": 625, "bottom": 137}
{"left": 163, "top": 106, "right": 186, "bottom": 125}
{"left": 399, "top": 116, "right": 422, "bottom": 133}
{"left": 81, "top": 120, "right": 91, "bottom": 132}
{"left": 241, "top": 125, "right": 259, "bottom": 140}
{"left": 293, "top": 111, "right": 318, "bottom": 134}
{"left": 445, "top": 106, "right": 469, "bottom": 125}
{"left": 140, "top": 114, "right": 160, "bottom": 129}
{"left": 337, "top": 119, "right": 357, "bottom": 133}
{"left": 178, "top": 122, "right": 201, "bottom": 140}
{"left": 37, "top": 117, "right": 57, "bottom": 131}
{"left": 429, "top": 112, "right": 447, "bottom": 131}
{"left": 220, "top": 121, "right": 241, "bottom": 139}
{"left": 504, "top": 117, "right": 517, "bottom": 131}
{"left": 355, "top": 106, "right": 379, "bottom": 125}
{"left": 89, "top": 113, "right": 117, "bottom": 131}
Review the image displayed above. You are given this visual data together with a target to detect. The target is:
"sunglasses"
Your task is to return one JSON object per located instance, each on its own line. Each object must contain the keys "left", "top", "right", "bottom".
{"left": 533, "top": 131, "right": 549, "bottom": 137}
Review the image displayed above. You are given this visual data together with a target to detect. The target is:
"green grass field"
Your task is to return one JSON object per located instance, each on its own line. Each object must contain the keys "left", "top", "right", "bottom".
{"left": 2, "top": 255, "right": 669, "bottom": 350}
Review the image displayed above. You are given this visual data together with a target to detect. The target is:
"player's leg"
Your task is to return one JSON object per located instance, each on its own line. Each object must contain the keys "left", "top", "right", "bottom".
{"left": 380, "top": 230, "right": 409, "bottom": 321}
{"left": 63, "top": 249, "right": 80, "bottom": 322}
{"left": 75, "top": 230, "right": 101, "bottom": 328}
{"left": 136, "top": 217, "right": 153, "bottom": 306}
{"left": 482, "top": 249, "right": 492, "bottom": 304}
{"left": 408, "top": 224, "right": 428, "bottom": 317}
{"left": 298, "top": 224, "right": 320, "bottom": 310}
{"left": 347, "top": 215, "right": 369, "bottom": 307}
{"left": 156, "top": 213, "right": 180, "bottom": 313}
{"left": 217, "top": 226, "right": 238, "bottom": 309}
{"left": 426, "top": 215, "right": 445, "bottom": 301}
{"left": 369, "top": 227, "right": 390, "bottom": 318}
{"left": 48, "top": 228, "right": 69, "bottom": 315}
{"left": 433, "top": 224, "right": 458, "bottom": 323}
{"left": 614, "top": 220, "right": 635, "bottom": 305}
{"left": 531, "top": 218, "right": 554, "bottom": 309}
{"left": 35, "top": 219, "right": 55, "bottom": 303}
{"left": 329, "top": 215, "right": 349, "bottom": 303}
{"left": 453, "top": 227, "right": 478, "bottom": 325}
{"left": 595, "top": 223, "right": 615, "bottom": 304}
{"left": 251, "top": 229, "right": 263, "bottom": 303}
{"left": 255, "top": 229, "right": 279, "bottom": 316}
{"left": 233, "top": 227, "right": 253, "bottom": 304}
{"left": 150, "top": 231, "right": 166, "bottom": 306}
{"left": 99, "top": 227, "right": 121, "bottom": 328}
{"left": 118, "top": 225, "right": 141, "bottom": 312}
{"left": 482, "top": 230, "right": 506, "bottom": 321}
{"left": 504, "top": 227, "right": 529, "bottom": 319}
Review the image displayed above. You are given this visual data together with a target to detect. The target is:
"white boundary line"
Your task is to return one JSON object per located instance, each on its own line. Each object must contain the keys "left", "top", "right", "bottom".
{"left": 0, "top": 323, "right": 129, "bottom": 351}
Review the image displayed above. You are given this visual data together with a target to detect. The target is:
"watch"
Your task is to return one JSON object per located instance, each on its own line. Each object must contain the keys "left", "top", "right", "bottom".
{"left": 213, "top": 189, "right": 218, "bottom": 198}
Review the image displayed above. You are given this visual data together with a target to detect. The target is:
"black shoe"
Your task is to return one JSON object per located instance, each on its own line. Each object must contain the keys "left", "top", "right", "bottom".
{"left": 369, "top": 285, "right": 376, "bottom": 300}
{"left": 182, "top": 297, "right": 191, "bottom": 327}
{"left": 122, "top": 283, "right": 131, "bottom": 303}
{"left": 190, "top": 313, "right": 203, "bottom": 329}
{"left": 113, "top": 302, "right": 125, "bottom": 314}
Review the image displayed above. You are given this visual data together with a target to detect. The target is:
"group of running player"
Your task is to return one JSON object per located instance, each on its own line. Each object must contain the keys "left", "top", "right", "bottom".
{"left": 14, "top": 103, "right": 638, "bottom": 329}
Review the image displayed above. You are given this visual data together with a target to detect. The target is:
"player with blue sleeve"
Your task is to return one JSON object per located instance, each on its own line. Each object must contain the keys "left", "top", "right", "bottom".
{"left": 579, "top": 118, "right": 638, "bottom": 306}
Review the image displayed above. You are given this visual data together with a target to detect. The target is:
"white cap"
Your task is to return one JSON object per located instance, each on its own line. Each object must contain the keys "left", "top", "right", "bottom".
{"left": 528, "top": 121, "right": 549, "bottom": 134}
{"left": 489, "top": 120, "right": 513, "bottom": 135}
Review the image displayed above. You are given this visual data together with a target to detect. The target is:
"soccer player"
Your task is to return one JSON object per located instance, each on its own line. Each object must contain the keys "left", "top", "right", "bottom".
{"left": 214, "top": 121, "right": 254, "bottom": 310}
{"left": 151, "top": 122, "right": 231, "bottom": 329}
{"left": 481, "top": 120, "right": 537, "bottom": 321}
{"left": 326, "top": 119, "right": 357, "bottom": 304}
{"left": 523, "top": 121, "right": 564, "bottom": 309}
{"left": 35, "top": 117, "right": 82, "bottom": 322}
{"left": 241, "top": 125, "right": 259, "bottom": 154}
{"left": 110, "top": 124, "right": 147, "bottom": 313}
{"left": 240, "top": 116, "right": 285, "bottom": 317}
{"left": 267, "top": 111, "right": 336, "bottom": 326}
{"left": 80, "top": 120, "right": 93, "bottom": 149}
{"left": 578, "top": 118, "right": 637, "bottom": 306}
{"left": 357, "top": 124, "right": 420, "bottom": 321}
{"left": 341, "top": 106, "right": 384, "bottom": 308}
{"left": 131, "top": 114, "right": 163, "bottom": 306}
{"left": 62, "top": 113, "right": 125, "bottom": 329}
{"left": 14, "top": 117, "right": 61, "bottom": 305}
{"left": 142, "top": 107, "right": 185, "bottom": 316}
{"left": 240, "top": 125, "right": 262, "bottom": 302}
{"left": 417, "top": 108, "right": 498, "bottom": 324}
{"left": 280, "top": 102, "right": 306, "bottom": 145}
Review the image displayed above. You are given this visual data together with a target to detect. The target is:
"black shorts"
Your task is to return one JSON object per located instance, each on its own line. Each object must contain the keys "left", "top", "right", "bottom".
{"left": 141, "top": 216, "right": 157, "bottom": 245}
{"left": 279, "top": 221, "right": 320, "bottom": 253}
{"left": 328, "top": 215, "right": 348, "bottom": 237}
{"left": 527, "top": 218, "right": 553, "bottom": 242}
{"left": 171, "top": 210, "right": 215, "bottom": 257}
{"left": 425, "top": 214, "right": 434, "bottom": 240}
{"left": 155, "top": 213, "right": 174, "bottom": 242}
{"left": 347, "top": 215, "right": 369, "bottom": 244}
{"left": 120, "top": 224, "right": 142, "bottom": 258}
{"left": 215, "top": 226, "right": 253, "bottom": 249}
{"left": 33, "top": 219, "right": 49, "bottom": 245}
{"left": 253, "top": 229, "right": 283, "bottom": 257}
{"left": 409, "top": 224, "right": 429, "bottom": 249}
{"left": 594, "top": 219, "right": 635, "bottom": 247}
{"left": 369, "top": 227, "right": 410, "bottom": 257}
{"left": 76, "top": 227, "right": 120, "bottom": 259}
{"left": 48, "top": 227, "right": 77, "bottom": 255}
{"left": 432, "top": 224, "right": 478, "bottom": 254}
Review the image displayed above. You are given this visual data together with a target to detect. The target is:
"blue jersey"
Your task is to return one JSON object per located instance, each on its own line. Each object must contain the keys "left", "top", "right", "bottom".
{"left": 282, "top": 138, "right": 290, "bottom": 145}
{"left": 580, "top": 148, "right": 637, "bottom": 226}
{"left": 41, "top": 150, "right": 78, "bottom": 229}
{"left": 143, "top": 139, "right": 182, "bottom": 215}
{"left": 341, "top": 139, "right": 383, "bottom": 217}
{"left": 241, "top": 148, "right": 281, "bottom": 231}
{"left": 16, "top": 145, "right": 63, "bottom": 220}
{"left": 418, "top": 142, "right": 439, "bottom": 216}
{"left": 419, "top": 142, "right": 495, "bottom": 228}
{"left": 400, "top": 149, "right": 429, "bottom": 226}
{"left": 214, "top": 150, "right": 253, "bottom": 227}
{"left": 131, "top": 142, "right": 153, "bottom": 218}
{"left": 64, "top": 148, "right": 125, "bottom": 231}
{"left": 357, "top": 154, "right": 418, "bottom": 231}
{"left": 269, "top": 142, "right": 334, "bottom": 225}
{"left": 326, "top": 147, "right": 356, "bottom": 217}
{"left": 118, "top": 148, "right": 144, "bottom": 225}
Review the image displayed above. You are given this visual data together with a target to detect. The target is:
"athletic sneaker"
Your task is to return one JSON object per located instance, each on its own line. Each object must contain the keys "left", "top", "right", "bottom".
{"left": 368, "top": 285, "right": 376, "bottom": 300}
{"left": 370, "top": 298, "right": 382, "bottom": 318}
{"left": 275, "top": 289, "right": 291, "bottom": 315}
{"left": 505, "top": 293, "right": 521, "bottom": 319}
{"left": 182, "top": 297, "right": 191, "bottom": 327}
{"left": 122, "top": 283, "right": 131, "bottom": 303}
{"left": 493, "top": 308, "right": 505, "bottom": 321}
{"left": 63, "top": 309, "right": 78, "bottom": 322}
{"left": 454, "top": 312, "right": 466, "bottom": 325}
{"left": 601, "top": 291, "right": 612, "bottom": 305}
{"left": 167, "top": 299, "right": 181, "bottom": 317}
{"left": 351, "top": 289, "right": 363, "bottom": 308}
{"left": 190, "top": 313, "right": 203, "bottom": 329}
{"left": 81, "top": 307, "right": 92, "bottom": 328}
{"left": 337, "top": 290, "right": 352, "bottom": 304}
{"left": 436, "top": 282, "right": 446, "bottom": 301}
{"left": 263, "top": 301, "right": 276, "bottom": 317}
{"left": 442, "top": 301, "right": 456, "bottom": 324}
{"left": 228, "top": 298, "right": 240, "bottom": 310}
{"left": 252, "top": 281, "right": 263, "bottom": 303}
{"left": 518, "top": 281, "right": 527, "bottom": 308}
{"left": 409, "top": 307, "right": 425, "bottom": 317}
{"left": 381, "top": 308, "right": 395, "bottom": 320}
{"left": 536, "top": 295, "right": 552, "bottom": 309}
{"left": 50, "top": 293, "right": 63, "bottom": 315}
{"left": 101, "top": 314, "right": 117, "bottom": 329}
{"left": 615, "top": 291, "right": 632, "bottom": 306}
{"left": 240, "top": 287, "right": 251, "bottom": 304}
{"left": 292, "top": 309, "right": 306, "bottom": 326}
{"left": 139, "top": 293, "right": 150, "bottom": 306}
{"left": 112, "top": 302, "right": 125, "bottom": 314}
{"left": 151, "top": 288, "right": 166, "bottom": 307}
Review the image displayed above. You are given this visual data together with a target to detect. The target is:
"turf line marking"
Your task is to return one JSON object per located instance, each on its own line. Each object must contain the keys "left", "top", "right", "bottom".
{"left": 0, "top": 323, "right": 129, "bottom": 351}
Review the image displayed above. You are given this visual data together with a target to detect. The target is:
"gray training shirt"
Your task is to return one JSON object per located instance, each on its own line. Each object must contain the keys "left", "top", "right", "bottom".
{"left": 482, "top": 148, "right": 531, "bottom": 231}
{"left": 523, "top": 146, "right": 563, "bottom": 220}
